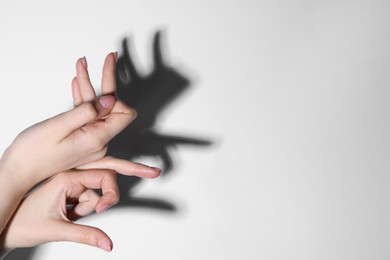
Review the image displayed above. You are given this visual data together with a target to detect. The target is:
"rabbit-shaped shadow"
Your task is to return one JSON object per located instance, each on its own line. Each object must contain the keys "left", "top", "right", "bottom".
{"left": 109, "top": 30, "right": 211, "bottom": 210}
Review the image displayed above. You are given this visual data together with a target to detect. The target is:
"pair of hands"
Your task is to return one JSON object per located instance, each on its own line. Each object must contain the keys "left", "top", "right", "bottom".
{"left": 0, "top": 53, "right": 160, "bottom": 254}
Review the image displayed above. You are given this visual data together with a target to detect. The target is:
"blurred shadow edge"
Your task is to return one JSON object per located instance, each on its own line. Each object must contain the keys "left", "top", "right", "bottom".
{"left": 4, "top": 247, "right": 37, "bottom": 260}
{"left": 109, "top": 29, "right": 212, "bottom": 211}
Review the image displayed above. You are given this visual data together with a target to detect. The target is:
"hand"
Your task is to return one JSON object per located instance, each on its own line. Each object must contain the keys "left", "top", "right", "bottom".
{"left": 69, "top": 53, "right": 162, "bottom": 176}
{"left": 0, "top": 52, "right": 160, "bottom": 236}
{"left": 0, "top": 169, "right": 122, "bottom": 253}
{"left": 0, "top": 53, "right": 142, "bottom": 191}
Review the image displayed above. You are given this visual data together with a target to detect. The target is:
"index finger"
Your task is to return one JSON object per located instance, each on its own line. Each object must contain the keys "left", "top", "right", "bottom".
{"left": 82, "top": 99, "right": 137, "bottom": 144}
{"left": 68, "top": 169, "right": 119, "bottom": 214}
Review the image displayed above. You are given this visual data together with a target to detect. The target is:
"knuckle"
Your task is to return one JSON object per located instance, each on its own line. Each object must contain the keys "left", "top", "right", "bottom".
{"left": 127, "top": 106, "right": 137, "bottom": 120}
{"left": 79, "top": 231, "right": 98, "bottom": 246}
{"left": 100, "top": 145, "right": 108, "bottom": 155}
{"left": 109, "top": 189, "right": 120, "bottom": 205}
{"left": 83, "top": 130, "right": 107, "bottom": 154}
{"left": 113, "top": 189, "right": 120, "bottom": 205}
{"left": 103, "top": 155, "right": 113, "bottom": 161}
{"left": 94, "top": 140, "right": 108, "bottom": 154}
{"left": 90, "top": 148, "right": 107, "bottom": 162}
{"left": 51, "top": 172, "right": 72, "bottom": 191}
{"left": 113, "top": 194, "right": 120, "bottom": 205}
{"left": 118, "top": 100, "right": 137, "bottom": 119}
{"left": 127, "top": 106, "right": 137, "bottom": 118}
{"left": 103, "top": 173, "right": 120, "bottom": 204}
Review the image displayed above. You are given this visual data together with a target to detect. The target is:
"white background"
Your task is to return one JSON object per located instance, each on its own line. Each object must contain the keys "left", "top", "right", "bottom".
{"left": 0, "top": 0, "right": 389, "bottom": 259}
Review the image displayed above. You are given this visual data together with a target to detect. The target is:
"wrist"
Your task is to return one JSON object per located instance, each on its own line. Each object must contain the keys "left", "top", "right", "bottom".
{"left": 0, "top": 158, "right": 33, "bottom": 196}
{"left": 0, "top": 161, "right": 29, "bottom": 241}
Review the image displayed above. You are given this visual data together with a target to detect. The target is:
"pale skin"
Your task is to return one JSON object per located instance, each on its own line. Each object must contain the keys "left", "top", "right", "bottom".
{"left": 1, "top": 169, "right": 120, "bottom": 253}
{"left": 0, "top": 52, "right": 161, "bottom": 255}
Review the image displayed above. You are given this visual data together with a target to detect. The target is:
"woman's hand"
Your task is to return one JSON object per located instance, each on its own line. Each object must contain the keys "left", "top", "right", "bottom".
{"left": 0, "top": 94, "right": 134, "bottom": 188}
{"left": 0, "top": 52, "right": 160, "bottom": 236}
{"left": 69, "top": 52, "right": 161, "bottom": 179}
{"left": 0, "top": 53, "right": 149, "bottom": 192}
{"left": 0, "top": 169, "right": 123, "bottom": 253}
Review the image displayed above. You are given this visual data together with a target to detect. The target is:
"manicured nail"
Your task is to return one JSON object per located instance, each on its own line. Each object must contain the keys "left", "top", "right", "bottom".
{"left": 149, "top": 167, "right": 162, "bottom": 178}
{"left": 98, "top": 240, "right": 112, "bottom": 252}
{"left": 151, "top": 167, "right": 162, "bottom": 172}
{"left": 81, "top": 56, "right": 88, "bottom": 69}
{"left": 99, "top": 95, "right": 115, "bottom": 109}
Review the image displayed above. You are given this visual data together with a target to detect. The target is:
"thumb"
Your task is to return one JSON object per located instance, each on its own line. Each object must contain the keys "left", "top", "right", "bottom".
{"left": 93, "top": 95, "right": 116, "bottom": 119}
{"left": 53, "top": 221, "right": 113, "bottom": 252}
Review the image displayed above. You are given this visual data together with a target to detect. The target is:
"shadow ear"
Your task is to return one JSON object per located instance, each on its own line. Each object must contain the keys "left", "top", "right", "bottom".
{"left": 117, "top": 38, "right": 141, "bottom": 85}
{"left": 153, "top": 30, "right": 165, "bottom": 70}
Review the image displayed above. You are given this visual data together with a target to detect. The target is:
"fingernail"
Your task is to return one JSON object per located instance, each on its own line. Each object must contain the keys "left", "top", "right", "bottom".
{"left": 98, "top": 240, "right": 112, "bottom": 252}
{"left": 99, "top": 95, "right": 115, "bottom": 109}
{"left": 151, "top": 167, "right": 162, "bottom": 172}
{"left": 81, "top": 56, "right": 88, "bottom": 69}
{"left": 149, "top": 167, "right": 162, "bottom": 178}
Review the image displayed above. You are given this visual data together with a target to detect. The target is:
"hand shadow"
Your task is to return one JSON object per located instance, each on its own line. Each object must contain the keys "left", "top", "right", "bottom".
{"left": 5, "top": 30, "right": 211, "bottom": 260}
{"left": 110, "top": 30, "right": 211, "bottom": 210}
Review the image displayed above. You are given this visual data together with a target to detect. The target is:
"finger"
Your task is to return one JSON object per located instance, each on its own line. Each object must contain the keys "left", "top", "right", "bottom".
{"left": 53, "top": 221, "right": 113, "bottom": 252}
{"left": 68, "top": 189, "right": 101, "bottom": 221}
{"left": 79, "top": 99, "right": 137, "bottom": 144}
{"left": 71, "top": 76, "right": 83, "bottom": 107}
{"left": 77, "top": 156, "right": 161, "bottom": 179}
{"left": 49, "top": 97, "right": 115, "bottom": 138}
{"left": 95, "top": 172, "right": 119, "bottom": 214}
{"left": 76, "top": 56, "right": 96, "bottom": 102}
{"left": 43, "top": 102, "right": 98, "bottom": 138}
{"left": 100, "top": 99, "right": 137, "bottom": 139}
{"left": 101, "top": 52, "right": 117, "bottom": 96}
{"left": 93, "top": 95, "right": 116, "bottom": 119}
{"left": 75, "top": 169, "right": 119, "bottom": 214}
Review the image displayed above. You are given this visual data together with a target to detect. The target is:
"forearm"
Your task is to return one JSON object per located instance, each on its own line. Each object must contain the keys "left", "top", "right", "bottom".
{"left": 0, "top": 161, "right": 29, "bottom": 257}
{"left": 0, "top": 162, "right": 29, "bottom": 236}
